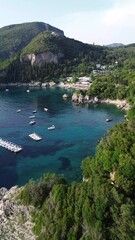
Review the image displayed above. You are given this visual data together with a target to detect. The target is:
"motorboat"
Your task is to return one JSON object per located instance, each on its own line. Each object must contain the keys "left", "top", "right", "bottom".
{"left": 29, "top": 120, "right": 36, "bottom": 125}
{"left": 48, "top": 125, "right": 55, "bottom": 130}
{"left": 106, "top": 118, "right": 113, "bottom": 122}
{"left": 17, "top": 109, "right": 21, "bottom": 113}
{"left": 29, "top": 132, "right": 42, "bottom": 141}
{"left": 33, "top": 110, "right": 37, "bottom": 113}
{"left": 29, "top": 115, "right": 35, "bottom": 119}
{"left": 44, "top": 108, "right": 48, "bottom": 112}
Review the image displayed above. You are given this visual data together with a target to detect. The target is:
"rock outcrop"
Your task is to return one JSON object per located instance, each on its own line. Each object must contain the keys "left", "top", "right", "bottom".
{"left": 72, "top": 92, "right": 99, "bottom": 104}
{"left": 0, "top": 186, "right": 35, "bottom": 240}
{"left": 20, "top": 51, "right": 64, "bottom": 66}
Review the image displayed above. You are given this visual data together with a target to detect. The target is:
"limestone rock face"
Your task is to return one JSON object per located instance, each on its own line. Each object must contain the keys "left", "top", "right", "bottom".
{"left": 72, "top": 92, "right": 78, "bottom": 102}
{"left": 72, "top": 92, "right": 99, "bottom": 104}
{"left": 0, "top": 186, "right": 35, "bottom": 240}
{"left": 20, "top": 51, "right": 64, "bottom": 66}
{"left": 94, "top": 97, "right": 99, "bottom": 103}
{"left": 84, "top": 95, "right": 90, "bottom": 101}
{"left": 78, "top": 93, "right": 84, "bottom": 103}
{"left": 72, "top": 92, "right": 84, "bottom": 103}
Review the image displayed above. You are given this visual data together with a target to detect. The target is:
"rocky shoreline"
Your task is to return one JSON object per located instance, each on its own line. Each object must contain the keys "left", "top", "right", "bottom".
{"left": 58, "top": 82, "right": 131, "bottom": 111}
{"left": 0, "top": 186, "right": 35, "bottom": 240}
{"left": 100, "top": 99, "right": 130, "bottom": 111}
{"left": 71, "top": 91, "right": 130, "bottom": 111}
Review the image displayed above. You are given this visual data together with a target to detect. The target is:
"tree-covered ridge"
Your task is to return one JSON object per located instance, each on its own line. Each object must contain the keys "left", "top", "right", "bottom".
{"left": 0, "top": 22, "right": 64, "bottom": 60}
{"left": 21, "top": 31, "right": 60, "bottom": 55}
{"left": 17, "top": 106, "right": 135, "bottom": 240}
{"left": 21, "top": 30, "right": 105, "bottom": 60}
{"left": 0, "top": 33, "right": 107, "bottom": 83}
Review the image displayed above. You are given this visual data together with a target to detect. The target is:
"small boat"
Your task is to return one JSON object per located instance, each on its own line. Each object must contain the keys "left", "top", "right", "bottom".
{"left": 29, "top": 115, "right": 35, "bottom": 119}
{"left": 44, "top": 108, "right": 48, "bottom": 112}
{"left": 29, "top": 120, "right": 36, "bottom": 125}
{"left": 17, "top": 109, "right": 21, "bottom": 113}
{"left": 5, "top": 89, "right": 9, "bottom": 92}
{"left": 106, "top": 118, "right": 113, "bottom": 122}
{"left": 27, "top": 89, "right": 30, "bottom": 93}
{"left": 29, "top": 132, "right": 42, "bottom": 141}
{"left": 48, "top": 125, "right": 55, "bottom": 130}
{"left": 33, "top": 110, "right": 37, "bottom": 113}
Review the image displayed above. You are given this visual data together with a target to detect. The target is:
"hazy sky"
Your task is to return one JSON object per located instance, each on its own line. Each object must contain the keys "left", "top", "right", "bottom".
{"left": 0, "top": 0, "right": 135, "bottom": 45}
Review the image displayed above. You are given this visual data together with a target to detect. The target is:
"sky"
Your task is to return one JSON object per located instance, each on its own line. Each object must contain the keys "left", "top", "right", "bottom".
{"left": 0, "top": 0, "right": 135, "bottom": 46}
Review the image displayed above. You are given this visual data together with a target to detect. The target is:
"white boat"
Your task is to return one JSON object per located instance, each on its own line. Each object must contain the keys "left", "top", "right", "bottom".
{"left": 106, "top": 118, "right": 113, "bottom": 122}
{"left": 27, "top": 89, "right": 30, "bottom": 93}
{"left": 44, "top": 108, "right": 48, "bottom": 112}
{"left": 5, "top": 89, "right": 9, "bottom": 92}
{"left": 17, "top": 109, "right": 21, "bottom": 113}
{"left": 33, "top": 110, "right": 37, "bottom": 113}
{"left": 29, "top": 115, "right": 35, "bottom": 119}
{"left": 48, "top": 125, "right": 55, "bottom": 130}
{"left": 29, "top": 120, "right": 36, "bottom": 125}
{"left": 29, "top": 132, "right": 42, "bottom": 141}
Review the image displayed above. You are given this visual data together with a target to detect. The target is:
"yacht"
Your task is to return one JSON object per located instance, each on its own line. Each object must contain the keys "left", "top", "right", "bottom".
{"left": 48, "top": 125, "right": 55, "bottom": 130}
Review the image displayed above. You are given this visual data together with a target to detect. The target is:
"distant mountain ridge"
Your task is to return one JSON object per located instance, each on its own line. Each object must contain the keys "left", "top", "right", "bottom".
{"left": 106, "top": 43, "right": 125, "bottom": 48}
{"left": 0, "top": 22, "right": 64, "bottom": 60}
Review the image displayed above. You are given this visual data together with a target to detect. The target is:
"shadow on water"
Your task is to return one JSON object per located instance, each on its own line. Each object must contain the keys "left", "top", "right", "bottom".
{"left": 20, "top": 141, "right": 75, "bottom": 158}
{"left": 58, "top": 156, "right": 71, "bottom": 170}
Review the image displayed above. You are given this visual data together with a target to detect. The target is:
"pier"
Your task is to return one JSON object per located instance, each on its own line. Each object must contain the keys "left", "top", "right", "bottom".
{"left": 0, "top": 138, "right": 23, "bottom": 153}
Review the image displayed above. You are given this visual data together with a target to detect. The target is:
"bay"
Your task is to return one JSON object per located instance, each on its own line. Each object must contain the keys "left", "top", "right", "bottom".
{"left": 0, "top": 86, "right": 125, "bottom": 188}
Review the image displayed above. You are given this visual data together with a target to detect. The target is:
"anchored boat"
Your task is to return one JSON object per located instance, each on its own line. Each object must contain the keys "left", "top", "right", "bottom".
{"left": 29, "top": 133, "right": 42, "bottom": 141}
{"left": 106, "top": 118, "right": 113, "bottom": 122}
{"left": 29, "top": 120, "right": 36, "bottom": 125}
{"left": 48, "top": 125, "right": 55, "bottom": 130}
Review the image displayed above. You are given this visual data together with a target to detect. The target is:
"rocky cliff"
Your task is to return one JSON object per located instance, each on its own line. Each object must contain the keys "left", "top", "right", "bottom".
{"left": 0, "top": 186, "right": 35, "bottom": 240}
{"left": 20, "top": 51, "right": 64, "bottom": 66}
{"left": 72, "top": 92, "right": 99, "bottom": 104}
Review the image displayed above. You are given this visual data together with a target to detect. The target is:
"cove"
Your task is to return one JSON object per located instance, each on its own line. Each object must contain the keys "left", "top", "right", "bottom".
{"left": 0, "top": 87, "right": 125, "bottom": 188}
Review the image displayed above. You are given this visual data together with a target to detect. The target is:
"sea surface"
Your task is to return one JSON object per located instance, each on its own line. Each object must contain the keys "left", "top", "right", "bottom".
{"left": 0, "top": 86, "right": 125, "bottom": 188}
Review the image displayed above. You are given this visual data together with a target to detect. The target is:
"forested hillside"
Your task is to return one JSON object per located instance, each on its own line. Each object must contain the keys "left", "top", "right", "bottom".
{"left": 1, "top": 22, "right": 135, "bottom": 86}
{"left": 0, "top": 22, "right": 64, "bottom": 60}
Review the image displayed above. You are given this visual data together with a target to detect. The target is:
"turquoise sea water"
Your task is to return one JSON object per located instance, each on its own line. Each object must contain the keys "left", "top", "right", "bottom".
{"left": 0, "top": 87, "right": 125, "bottom": 188}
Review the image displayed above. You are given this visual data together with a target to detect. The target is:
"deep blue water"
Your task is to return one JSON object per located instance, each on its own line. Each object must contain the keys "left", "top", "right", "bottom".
{"left": 0, "top": 87, "right": 125, "bottom": 188}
